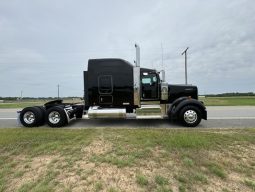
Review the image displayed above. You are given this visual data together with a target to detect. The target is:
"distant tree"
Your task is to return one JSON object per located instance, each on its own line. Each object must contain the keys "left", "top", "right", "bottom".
{"left": 205, "top": 92, "right": 255, "bottom": 97}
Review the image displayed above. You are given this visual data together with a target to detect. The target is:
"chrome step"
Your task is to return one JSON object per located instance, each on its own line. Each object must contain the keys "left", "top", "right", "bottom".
{"left": 141, "top": 101, "right": 160, "bottom": 105}
{"left": 136, "top": 115, "right": 163, "bottom": 119}
{"left": 136, "top": 104, "right": 162, "bottom": 117}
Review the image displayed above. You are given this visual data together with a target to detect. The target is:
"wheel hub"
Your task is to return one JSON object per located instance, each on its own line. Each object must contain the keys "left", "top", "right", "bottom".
{"left": 183, "top": 110, "right": 197, "bottom": 124}
{"left": 49, "top": 111, "right": 61, "bottom": 124}
{"left": 23, "top": 111, "right": 35, "bottom": 124}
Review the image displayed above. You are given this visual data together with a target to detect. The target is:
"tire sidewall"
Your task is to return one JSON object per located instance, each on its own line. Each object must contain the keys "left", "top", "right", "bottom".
{"left": 179, "top": 105, "right": 202, "bottom": 127}
{"left": 35, "top": 106, "right": 46, "bottom": 125}
{"left": 20, "top": 107, "right": 42, "bottom": 127}
{"left": 46, "top": 106, "right": 67, "bottom": 127}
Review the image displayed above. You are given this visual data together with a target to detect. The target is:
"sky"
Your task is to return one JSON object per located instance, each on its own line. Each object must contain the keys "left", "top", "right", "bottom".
{"left": 0, "top": 0, "right": 254, "bottom": 97}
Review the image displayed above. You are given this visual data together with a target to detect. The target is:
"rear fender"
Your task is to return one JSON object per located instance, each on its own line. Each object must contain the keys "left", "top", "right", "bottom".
{"left": 44, "top": 100, "right": 64, "bottom": 110}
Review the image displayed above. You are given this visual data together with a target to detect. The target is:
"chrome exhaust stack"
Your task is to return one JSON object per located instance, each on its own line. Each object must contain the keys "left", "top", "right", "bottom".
{"left": 134, "top": 44, "right": 141, "bottom": 107}
{"left": 161, "top": 70, "right": 165, "bottom": 82}
{"left": 135, "top": 44, "right": 140, "bottom": 67}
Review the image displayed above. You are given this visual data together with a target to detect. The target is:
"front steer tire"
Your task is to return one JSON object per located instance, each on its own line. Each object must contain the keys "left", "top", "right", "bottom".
{"left": 46, "top": 106, "right": 67, "bottom": 127}
{"left": 20, "top": 107, "right": 44, "bottom": 127}
{"left": 179, "top": 105, "right": 202, "bottom": 127}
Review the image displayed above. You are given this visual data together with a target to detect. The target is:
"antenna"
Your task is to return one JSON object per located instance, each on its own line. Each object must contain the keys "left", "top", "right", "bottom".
{"left": 161, "top": 43, "right": 164, "bottom": 69}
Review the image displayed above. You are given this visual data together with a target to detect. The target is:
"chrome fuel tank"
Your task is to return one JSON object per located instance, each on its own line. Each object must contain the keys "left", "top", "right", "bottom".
{"left": 88, "top": 107, "right": 126, "bottom": 119}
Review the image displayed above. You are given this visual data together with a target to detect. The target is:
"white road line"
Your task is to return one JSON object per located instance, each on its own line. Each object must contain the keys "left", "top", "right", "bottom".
{"left": 208, "top": 117, "right": 255, "bottom": 120}
{"left": 0, "top": 117, "right": 255, "bottom": 120}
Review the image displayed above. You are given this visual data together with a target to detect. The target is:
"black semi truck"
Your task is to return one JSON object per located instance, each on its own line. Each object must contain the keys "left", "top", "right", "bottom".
{"left": 19, "top": 45, "right": 207, "bottom": 127}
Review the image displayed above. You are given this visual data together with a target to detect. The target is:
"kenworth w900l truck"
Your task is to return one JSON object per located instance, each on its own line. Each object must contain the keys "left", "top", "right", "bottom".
{"left": 19, "top": 45, "right": 207, "bottom": 127}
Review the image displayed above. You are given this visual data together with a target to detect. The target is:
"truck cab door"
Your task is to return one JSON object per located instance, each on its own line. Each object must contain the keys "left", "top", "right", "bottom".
{"left": 141, "top": 73, "right": 159, "bottom": 100}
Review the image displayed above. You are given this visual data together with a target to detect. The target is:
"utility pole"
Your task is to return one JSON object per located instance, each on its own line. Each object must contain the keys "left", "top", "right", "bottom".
{"left": 181, "top": 47, "right": 189, "bottom": 85}
{"left": 57, "top": 84, "right": 60, "bottom": 99}
{"left": 20, "top": 90, "right": 23, "bottom": 100}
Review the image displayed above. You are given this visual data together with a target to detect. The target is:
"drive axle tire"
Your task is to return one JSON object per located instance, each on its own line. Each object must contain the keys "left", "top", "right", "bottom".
{"left": 35, "top": 106, "right": 46, "bottom": 125}
{"left": 20, "top": 107, "right": 43, "bottom": 127}
{"left": 179, "top": 105, "right": 202, "bottom": 127}
{"left": 46, "top": 106, "right": 67, "bottom": 127}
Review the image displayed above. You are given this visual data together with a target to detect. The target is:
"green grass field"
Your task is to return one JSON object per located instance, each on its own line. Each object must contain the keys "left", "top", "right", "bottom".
{"left": 0, "top": 102, "right": 45, "bottom": 109}
{"left": 0, "top": 99, "right": 82, "bottom": 109}
{"left": 0, "top": 128, "right": 255, "bottom": 192}
{"left": 199, "top": 96, "right": 255, "bottom": 106}
{"left": 0, "top": 97, "right": 254, "bottom": 108}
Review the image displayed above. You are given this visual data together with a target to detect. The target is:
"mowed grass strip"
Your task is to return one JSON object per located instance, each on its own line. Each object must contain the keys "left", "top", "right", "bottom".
{"left": 0, "top": 102, "right": 45, "bottom": 109}
{"left": 199, "top": 96, "right": 255, "bottom": 106}
{"left": 0, "top": 96, "right": 255, "bottom": 109}
{"left": 0, "top": 128, "right": 254, "bottom": 191}
{"left": 0, "top": 99, "right": 82, "bottom": 109}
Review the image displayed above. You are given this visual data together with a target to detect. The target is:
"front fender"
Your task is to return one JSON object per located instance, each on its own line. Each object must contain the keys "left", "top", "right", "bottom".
{"left": 168, "top": 97, "right": 188, "bottom": 113}
{"left": 169, "top": 98, "right": 207, "bottom": 120}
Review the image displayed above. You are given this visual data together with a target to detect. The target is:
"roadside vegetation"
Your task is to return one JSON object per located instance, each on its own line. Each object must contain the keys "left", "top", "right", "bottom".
{"left": 199, "top": 96, "right": 255, "bottom": 106}
{"left": 0, "top": 99, "right": 82, "bottom": 109}
{"left": 1, "top": 96, "right": 255, "bottom": 108}
{"left": 0, "top": 102, "right": 45, "bottom": 109}
{"left": 0, "top": 128, "right": 254, "bottom": 191}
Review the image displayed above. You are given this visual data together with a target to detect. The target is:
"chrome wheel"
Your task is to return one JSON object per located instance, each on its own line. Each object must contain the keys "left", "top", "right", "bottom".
{"left": 183, "top": 110, "right": 197, "bottom": 124}
{"left": 48, "top": 111, "right": 61, "bottom": 124}
{"left": 23, "top": 111, "right": 35, "bottom": 124}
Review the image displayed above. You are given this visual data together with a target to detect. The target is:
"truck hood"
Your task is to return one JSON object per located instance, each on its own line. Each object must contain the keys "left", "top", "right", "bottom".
{"left": 168, "top": 84, "right": 198, "bottom": 103}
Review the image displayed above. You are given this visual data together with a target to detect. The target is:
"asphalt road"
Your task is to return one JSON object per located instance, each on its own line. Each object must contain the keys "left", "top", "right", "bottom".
{"left": 0, "top": 106, "right": 255, "bottom": 128}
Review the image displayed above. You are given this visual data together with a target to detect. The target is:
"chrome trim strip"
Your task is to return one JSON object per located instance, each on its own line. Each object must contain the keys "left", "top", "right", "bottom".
{"left": 133, "top": 66, "right": 140, "bottom": 107}
{"left": 161, "top": 82, "right": 168, "bottom": 100}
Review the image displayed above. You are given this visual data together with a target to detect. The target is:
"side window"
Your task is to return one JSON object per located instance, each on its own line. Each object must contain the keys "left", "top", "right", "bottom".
{"left": 98, "top": 75, "right": 113, "bottom": 94}
{"left": 142, "top": 77, "right": 152, "bottom": 84}
{"left": 142, "top": 74, "right": 158, "bottom": 85}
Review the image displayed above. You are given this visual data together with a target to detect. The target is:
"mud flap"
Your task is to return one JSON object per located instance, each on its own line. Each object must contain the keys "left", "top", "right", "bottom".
{"left": 17, "top": 111, "right": 21, "bottom": 126}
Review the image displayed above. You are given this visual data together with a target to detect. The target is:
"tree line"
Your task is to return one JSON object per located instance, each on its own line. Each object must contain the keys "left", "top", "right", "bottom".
{"left": 204, "top": 92, "right": 255, "bottom": 97}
